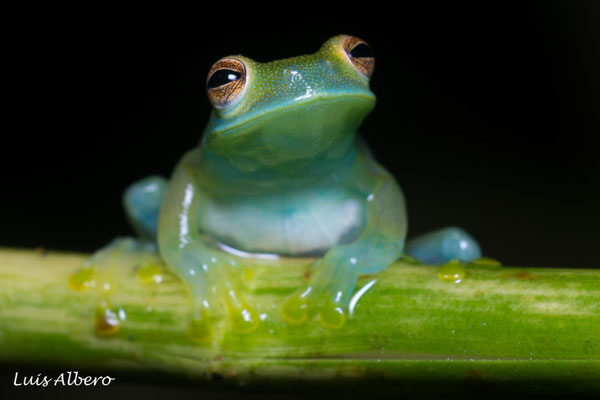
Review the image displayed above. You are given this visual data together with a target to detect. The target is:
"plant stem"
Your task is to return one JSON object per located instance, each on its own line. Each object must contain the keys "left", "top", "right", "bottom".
{"left": 1, "top": 248, "right": 599, "bottom": 393}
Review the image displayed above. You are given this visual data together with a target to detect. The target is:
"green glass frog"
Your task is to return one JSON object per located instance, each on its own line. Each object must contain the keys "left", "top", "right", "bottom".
{"left": 83, "top": 35, "right": 481, "bottom": 339}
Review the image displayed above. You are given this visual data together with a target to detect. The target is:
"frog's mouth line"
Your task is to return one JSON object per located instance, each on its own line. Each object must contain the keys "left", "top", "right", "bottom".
{"left": 205, "top": 91, "right": 376, "bottom": 137}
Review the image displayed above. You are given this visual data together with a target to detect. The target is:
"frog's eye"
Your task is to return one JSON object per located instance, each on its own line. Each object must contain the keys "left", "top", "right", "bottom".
{"left": 343, "top": 36, "right": 375, "bottom": 79}
{"left": 206, "top": 58, "right": 247, "bottom": 108}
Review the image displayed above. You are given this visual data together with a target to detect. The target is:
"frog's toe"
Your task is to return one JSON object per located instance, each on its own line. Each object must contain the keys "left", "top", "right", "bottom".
{"left": 222, "top": 280, "right": 259, "bottom": 333}
{"left": 228, "top": 298, "right": 259, "bottom": 334}
{"left": 282, "top": 258, "right": 357, "bottom": 328}
{"left": 177, "top": 253, "right": 260, "bottom": 339}
{"left": 405, "top": 226, "right": 481, "bottom": 265}
{"left": 281, "top": 288, "right": 310, "bottom": 325}
{"left": 68, "top": 263, "right": 96, "bottom": 291}
{"left": 188, "top": 309, "right": 213, "bottom": 343}
{"left": 282, "top": 284, "right": 350, "bottom": 329}
{"left": 317, "top": 298, "right": 346, "bottom": 329}
{"left": 188, "top": 287, "right": 259, "bottom": 340}
{"left": 70, "top": 237, "right": 133, "bottom": 291}
{"left": 71, "top": 237, "right": 158, "bottom": 290}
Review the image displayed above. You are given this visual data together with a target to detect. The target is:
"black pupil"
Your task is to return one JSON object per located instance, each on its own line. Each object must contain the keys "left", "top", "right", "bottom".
{"left": 207, "top": 69, "right": 241, "bottom": 89}
{"left": 350, "top": 43, "right": 373, "bottom": 58}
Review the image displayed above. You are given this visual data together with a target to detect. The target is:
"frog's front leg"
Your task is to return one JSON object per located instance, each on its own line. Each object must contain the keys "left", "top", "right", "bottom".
{"left": 158, "top": 150, "right": 258, "bottom": 341}
{"left": 282, "top": 168, "right": 407, "bottom": 328}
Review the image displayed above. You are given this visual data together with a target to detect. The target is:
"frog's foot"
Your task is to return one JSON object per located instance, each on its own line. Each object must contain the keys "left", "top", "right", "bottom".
{"left": 69, "top": 237, "right": 161, "bottom": 336}
{"left": 404, "top": 226, "right": 481, "bottom": 265}
{"left": 187, "top": 282, "right": 260, "bottom": 342}
{"left": 282, "top": 257, "right": 357, "bottom": 329}
{"left": 172, "top": 249, "right": 259, "bottom": 342}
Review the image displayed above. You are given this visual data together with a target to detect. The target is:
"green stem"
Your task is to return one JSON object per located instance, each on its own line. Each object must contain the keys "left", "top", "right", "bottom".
{"left": 1, "top": 248, "right": 600, "bottom": 393}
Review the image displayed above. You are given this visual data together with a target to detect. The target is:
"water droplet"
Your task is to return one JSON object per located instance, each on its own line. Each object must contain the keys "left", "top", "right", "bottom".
{"left": 94, "top": 303, "right": 121, "bottom": 337}
{"left": 437, "top": 260, "right": 466, "bottom": 283}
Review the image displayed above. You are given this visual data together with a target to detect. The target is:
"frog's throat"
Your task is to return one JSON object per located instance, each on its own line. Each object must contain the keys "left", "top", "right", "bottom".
{"left": 199, "top": 138, "right": 359, "bottom": 188}
{"left": 203, "top": 91, "right": 376, "bottom": 138}
{"left": 200, "top": 93, "right": 374, "bottom": 176}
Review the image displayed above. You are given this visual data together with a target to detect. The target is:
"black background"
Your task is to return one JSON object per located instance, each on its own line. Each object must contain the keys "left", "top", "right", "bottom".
{"left": 3, "top": 1, "right": 600, "bottom": 270}
{"left": 2, "top": 1, "right": 600, "bottom": 398}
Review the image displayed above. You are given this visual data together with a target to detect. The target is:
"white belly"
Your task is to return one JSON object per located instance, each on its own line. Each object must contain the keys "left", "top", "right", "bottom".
{"left": 200, "top": 190, "right": 366, "bottom": 256}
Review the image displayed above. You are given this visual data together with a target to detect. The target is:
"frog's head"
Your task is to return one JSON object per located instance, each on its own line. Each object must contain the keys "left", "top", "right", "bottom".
{"left": 202, "top": 35, "right": 376, "bottom": 172}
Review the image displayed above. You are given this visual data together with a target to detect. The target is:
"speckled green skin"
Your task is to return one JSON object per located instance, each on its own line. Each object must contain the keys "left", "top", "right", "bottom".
{"left": 154, "top": 35, "right": 406, "bottom": 331}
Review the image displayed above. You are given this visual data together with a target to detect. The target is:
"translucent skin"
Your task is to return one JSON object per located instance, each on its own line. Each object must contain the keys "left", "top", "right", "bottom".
{"left": 152, "top": 35, "right": 404, "bottom": 331}
{"left": 121, "top": 35, "right": 481, "bottom": 334}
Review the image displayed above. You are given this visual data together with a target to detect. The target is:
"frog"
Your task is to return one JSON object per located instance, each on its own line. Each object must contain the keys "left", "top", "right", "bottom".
{"left": 80, "top": 35, "right": 481, "bottom": 339}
